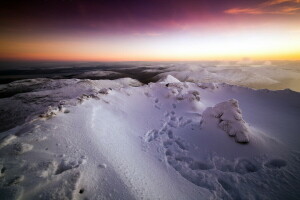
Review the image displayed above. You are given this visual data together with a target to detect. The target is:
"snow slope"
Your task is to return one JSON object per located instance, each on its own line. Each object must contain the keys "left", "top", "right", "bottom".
{"left": 0, "top": 76, "right": 299, "bottom": 200}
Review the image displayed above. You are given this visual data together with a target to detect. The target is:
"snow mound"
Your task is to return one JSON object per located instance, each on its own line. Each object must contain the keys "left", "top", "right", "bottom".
{"left": 114, "top": 77, "right": 143, "bottom": 87}
{"left": 264, "top": 159, "right": 287, "bottom": 169}
{"left": 159, "top": 75, "right": 181, "bottom": 83}
{"left": 201, "top": 99, "right": 250, "bottom": 143}
{"left": 197, "top": 82, "right": 218, "bottom": 90}
{"left": 98, "top": 88, "right": 111, "bottom": 94}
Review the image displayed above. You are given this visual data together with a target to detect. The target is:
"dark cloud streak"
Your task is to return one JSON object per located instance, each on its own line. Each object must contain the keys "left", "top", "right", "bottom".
{"left": 0, "top": 0, "right": 266, "bottom": 34}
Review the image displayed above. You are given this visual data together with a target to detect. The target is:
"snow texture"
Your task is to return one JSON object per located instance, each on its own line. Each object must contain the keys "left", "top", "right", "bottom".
{"left": 0, "top": 74, "right": 299, "bottom": 200}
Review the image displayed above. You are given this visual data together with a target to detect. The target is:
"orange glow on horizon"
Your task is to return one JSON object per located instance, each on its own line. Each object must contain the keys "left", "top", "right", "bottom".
{"left": 1, "top": 52, "right": 299, "bottom": 62}
{"left": 1, "top": 0, "right": 300, "bottom": 63}
{"left": 1, "top": 26, "right": 300, "bottom": 62}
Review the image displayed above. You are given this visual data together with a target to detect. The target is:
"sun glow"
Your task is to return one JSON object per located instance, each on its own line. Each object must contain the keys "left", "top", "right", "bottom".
{"left": 1, "top": 29, "right": 299, "bottom": 62}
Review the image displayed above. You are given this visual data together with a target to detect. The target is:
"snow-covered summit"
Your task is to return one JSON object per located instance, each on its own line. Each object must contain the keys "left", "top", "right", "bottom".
{"left": 0, "top": 77, "right": 299, "bottom": 200}
{"left": 159, "top": 74, "right": 181, "bottom": 83}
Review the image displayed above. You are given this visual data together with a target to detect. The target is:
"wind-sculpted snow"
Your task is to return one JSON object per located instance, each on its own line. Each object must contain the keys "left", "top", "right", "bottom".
{"left": 0, "top": 75, "right": 299, "bottom": 200}
{"left": 201, "top": 99, "right": 250, "bottom": 143}
{"left": 0, "top": 78, "right": 142, "bottom": 132}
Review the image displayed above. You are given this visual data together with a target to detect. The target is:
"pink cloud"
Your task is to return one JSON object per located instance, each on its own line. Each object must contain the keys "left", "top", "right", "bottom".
{"left": 225, "top": 0, "right": 300, "bottom": 15}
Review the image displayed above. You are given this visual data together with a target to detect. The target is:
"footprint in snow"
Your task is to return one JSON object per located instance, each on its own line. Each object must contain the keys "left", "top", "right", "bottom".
{"left": 154, "top": 105, "right": 160, "bottom": 110}
{"left": 175, "top": 139, "right": 188, "bottom": 151}
{"left": 234, "top": 159, "right": 259, "bottom": 174}
{"left": 5, "top": 175, "right": 24, "bottom": 186}
{"left": 144, "top": 92, "right": 151, "bottom": 97}
{"left": 167, "top": 130, "right": 174, "bottom": 139}
{"left": 179, "top": 119, "right": 192, "bottom": 127}
{"left": 0, "top": 166, "right": 6, "bottom": 177}
{"left": 264, "top": 159, "right": 287, "bottom": 169}
{"left": 13, "top": 142, "right": 33, "bottom": 155}
{"left": 98, "top": 163, "right": 107, "bottom": 169}
{"left": 145, "top": 129, "right": 159, "bottom": 142}
{"left": 55, "top": 158, "right": 86, "bottom": 175}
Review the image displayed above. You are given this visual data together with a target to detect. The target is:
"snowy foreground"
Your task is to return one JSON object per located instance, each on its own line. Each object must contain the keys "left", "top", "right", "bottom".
{"left": 0, "top": 75, "right": 300, "bottom": 200}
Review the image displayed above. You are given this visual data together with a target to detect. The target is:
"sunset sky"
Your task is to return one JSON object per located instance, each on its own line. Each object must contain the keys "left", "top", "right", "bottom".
{"left": 0, "top": 0, "right": 300, "bottom": 61}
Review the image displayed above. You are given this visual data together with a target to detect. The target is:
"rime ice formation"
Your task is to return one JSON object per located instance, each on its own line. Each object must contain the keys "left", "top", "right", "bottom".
{"left": 201, "top": 99, "right": 250, "bottom": 143}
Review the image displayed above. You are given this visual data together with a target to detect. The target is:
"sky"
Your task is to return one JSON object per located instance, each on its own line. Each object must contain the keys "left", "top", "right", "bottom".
{"left": 0, "top": 0, "right": 299, "bottom": 62}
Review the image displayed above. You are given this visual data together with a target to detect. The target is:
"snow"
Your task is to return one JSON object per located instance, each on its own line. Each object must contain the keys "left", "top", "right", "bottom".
{"left": 159, "top": 74, "right": 181, "bottom": 83}
{"left": 75, "top": 70, "right": 122, "bottom": 79}
{"left": 12, "top": 143, "right": 33, "bottom": 155}
{"left": 155, "top": 64, "right": 300, "bottom": 91}
{"left": 0, "top": 135, "right": 17, "bottom": 149}
{"left": 201, "top": 99, "right": 250, "bottom": 143}
{"left": 0, "top": 75, "right": 299, "bottom": 199}
{"left": 0, "top": 78, "right": 142, "bottom": 131}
